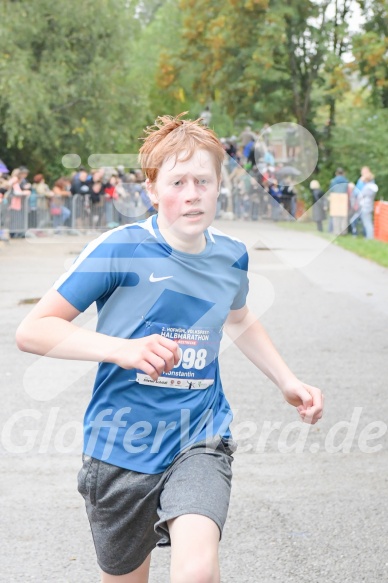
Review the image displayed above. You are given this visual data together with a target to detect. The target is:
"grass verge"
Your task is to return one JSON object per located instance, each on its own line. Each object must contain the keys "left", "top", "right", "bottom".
{"left": 277, "top": 220, "right": 388, "bottom": 268}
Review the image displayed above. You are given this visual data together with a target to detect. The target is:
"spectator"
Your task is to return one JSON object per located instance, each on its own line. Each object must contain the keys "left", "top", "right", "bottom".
{"left": 133, "top": 169, "right": 156, "bottom": 217}
{"left": 19, "top": 167, "right": 31, "bottom": 192}
{"left": 268, "top": 178, "right": 282, "bottom": 221}
{"left": 310, "top": 180, "right": 326, "bottom": 232}
{"left": 234, "top": 169, "right": 253, "bottom": 221}
{"left": 230, "top": 165, "right": 246, "bottom": 218}
{"left": 117, "top": 165, "right": 126, "bottom": 179}
{"left": 89, "top": 180, "right": 104, "bottom": 228}
{"left": 89, "top": 170, "right": 106, "bottom": 198}
{"left": 117, "top": 173, "right": 141, "bottom": 223}
{"left": 351, "top": 166, "right": 373, "bottom": 236}
{"left": 250, "top": 175, "right": 262, "bottom": 221}
{"left": 222, "top": 138, "right": 239, "bottom": 172}
{"left": 355, "top": 166, "right": 373, "bottom": 193}
{"left": 225, "top": 140, "right": 237, "bottom": 160}
{"left": 104, "top": 174, "right": 120, "bottom": 226}
{"left": 8, "top": 169, "right": 30, "bottom": 237}
{"left": 239, "top": 126, "right": 256, "bottom": 163}
{"left": 30, "top": 174, "right": 51, "bottom": 229}
{"left": 89, "top": 168, "right": 105, "bottom": 187}
{"left": 247, "top": 140, "right": 259, "bottom": 169}
{"left": 347, "top": 182, "right": 359, "bottom": 235}
{"left": 70, "top": 167, "right": 90, "bottom": 196}
{"left": 329, "top": 167, "right": 349, "bottom": 193}
{"left": 281, "top": 177, "right": 297, "bottom": 218}
{"left": 263, "top": 148, "right": 275, "bottom": 167}
{"left": 218, "top": 184, "right": 229, "bottom": 217}
{"left": 254, "top": 135, "right": 267, "bottom": 166}
{"left": 358, "top": 171, "right": 378, "bottom": 239}
{"left": 328, "top": 168, "right": 349, "bottom": 232}
{"left": 134, "top": 169, "right": 145, "bottom": 184}
{"left": 243, "top": 138, "right": 255, "bottom": 167}
{"left": 0, "top": 173, "right": 10, "bottom": 202}
{"left": 239, "top": 125, "right": 256, "bottom": 148}
{"left": 32, "top": 174, "right": 51, "bottom": 197}
{"left": 49, "top": 178, "right": 71, "bottom": 230}
{"left": 260, "top": 164, "right": 276, "bottom": 185}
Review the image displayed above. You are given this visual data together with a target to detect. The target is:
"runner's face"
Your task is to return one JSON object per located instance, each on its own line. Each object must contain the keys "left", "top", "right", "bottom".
{"left": 151, "top": 149, "right": 219, "bottom": 243}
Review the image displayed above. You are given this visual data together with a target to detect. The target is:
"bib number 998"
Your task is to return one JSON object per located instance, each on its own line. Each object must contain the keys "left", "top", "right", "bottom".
{"left": 174, "top": 348, "right": 207, "bottom": 370}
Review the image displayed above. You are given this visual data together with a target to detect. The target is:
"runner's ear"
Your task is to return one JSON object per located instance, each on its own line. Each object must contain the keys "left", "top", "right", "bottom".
{"left": 146, "top": 179, "right": 158, "bottom": 206}
{"left": 145, "top": 178, "right": 154, "bottom": 194}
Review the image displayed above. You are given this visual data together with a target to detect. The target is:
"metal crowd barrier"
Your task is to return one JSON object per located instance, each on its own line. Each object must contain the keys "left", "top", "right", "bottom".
{"left": 0, "top": 193, "right": 72, "bottom": 236}
{"left": 71, "top": 194, "right": 121, "bottom": 230}
{"left": 0, "top": 193, "right": 150, "bottom": 237}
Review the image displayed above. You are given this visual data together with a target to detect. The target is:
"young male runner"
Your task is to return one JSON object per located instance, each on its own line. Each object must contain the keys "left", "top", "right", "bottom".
{"left": 16, "top": 114, "right": 323, "bottom": 583}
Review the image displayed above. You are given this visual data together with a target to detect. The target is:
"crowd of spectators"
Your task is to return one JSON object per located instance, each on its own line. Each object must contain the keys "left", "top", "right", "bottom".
{"left": 217, "top": 123, "right": 298, "bottom": 222}
{"left": 218, "top": 125, "right": 379, "bottom": 238}
{"left": 308, "top": 166, "right": 379, "bottom": 238}
{"left": 0, "top": 166, "right": 154, "bottom": 237}
{"left": 0, "top": 121, "right": 380, "bottom": 240}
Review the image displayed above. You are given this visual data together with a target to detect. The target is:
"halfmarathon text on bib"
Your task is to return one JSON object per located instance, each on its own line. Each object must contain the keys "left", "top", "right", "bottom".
{"left": 136, "top": 324, "right": 221, "bottom": 390}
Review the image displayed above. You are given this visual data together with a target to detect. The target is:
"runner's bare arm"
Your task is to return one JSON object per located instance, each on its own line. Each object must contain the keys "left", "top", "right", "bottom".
{"left": 16, "top": 289, "right": 180, "bottom": 380}
{"left": 224, "top": 305, "right": 323, "bottom": 424}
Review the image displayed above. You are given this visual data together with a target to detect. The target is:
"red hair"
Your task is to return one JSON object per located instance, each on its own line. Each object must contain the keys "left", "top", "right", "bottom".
{"left": 138, "top": 112, "right": 225, "bottom": 183}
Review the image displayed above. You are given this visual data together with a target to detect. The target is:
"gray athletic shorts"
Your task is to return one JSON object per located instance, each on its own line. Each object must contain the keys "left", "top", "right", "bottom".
{"left": 77, "top": 435, "right": 237, "bottom": 576}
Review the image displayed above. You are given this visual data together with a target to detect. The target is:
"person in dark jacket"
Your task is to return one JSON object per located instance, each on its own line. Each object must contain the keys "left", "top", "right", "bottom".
{"left": 328, "top": 168, "right": 349, "bottom": 232}
{"left": 310, "top": 180, "right": 326, "bottom": 232}
{"left": 70, "top": 167, "right": 90, "bottom": 196}
{"left": 281, "top": 178, "right": 297, "bottom": 218}
{"left": 329, "top": 167, "right": 349, "bottom": 193}
{"left": 269, "top": 178, "right": 282, "bottom": 221}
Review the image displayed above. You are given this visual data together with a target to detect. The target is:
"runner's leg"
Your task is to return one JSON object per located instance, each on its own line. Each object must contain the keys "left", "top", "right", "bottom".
{"left": 168, "top": 514, "right": 220, "bottom": 583}
{"left": 101, "top": 553, "right": 151, "bottom": 583}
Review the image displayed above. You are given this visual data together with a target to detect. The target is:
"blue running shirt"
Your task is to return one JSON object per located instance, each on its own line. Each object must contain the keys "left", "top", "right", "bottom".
{"left": 54, "top": 215, "right": 249, "bottom": 473}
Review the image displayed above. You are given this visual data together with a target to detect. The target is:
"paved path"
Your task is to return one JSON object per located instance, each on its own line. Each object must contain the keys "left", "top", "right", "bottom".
{"left": 1, "top": 221, "right": 387, "bottom": 582}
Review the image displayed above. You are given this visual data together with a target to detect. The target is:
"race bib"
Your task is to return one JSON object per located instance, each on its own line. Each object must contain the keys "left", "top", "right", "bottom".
{"left": 136, "top": 322, "right": 222, "bottom": 390}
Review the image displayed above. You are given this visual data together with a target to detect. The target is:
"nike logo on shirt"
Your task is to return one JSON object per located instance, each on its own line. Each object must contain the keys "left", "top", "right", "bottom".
{"left": 149, "top": 273, "right": 174, "bottom": 282}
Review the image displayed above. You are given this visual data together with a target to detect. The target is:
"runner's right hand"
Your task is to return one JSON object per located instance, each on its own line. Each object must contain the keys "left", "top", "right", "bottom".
{"left": 111, "top": 335, "right": 180, "bottom": 380}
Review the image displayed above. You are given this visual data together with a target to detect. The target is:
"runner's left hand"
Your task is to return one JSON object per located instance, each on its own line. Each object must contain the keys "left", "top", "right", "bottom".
{"left": 281, "top": 380, "right": 324, "bottom": 424}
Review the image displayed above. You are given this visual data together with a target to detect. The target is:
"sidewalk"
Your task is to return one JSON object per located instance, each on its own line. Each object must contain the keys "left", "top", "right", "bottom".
{"left": 1, "top": 221, "right": 387, "bottom": 582}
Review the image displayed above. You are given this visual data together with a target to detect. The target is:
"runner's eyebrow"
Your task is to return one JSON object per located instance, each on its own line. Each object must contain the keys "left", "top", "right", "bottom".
{"left": 169, "top": 173, "right": 213, "bottom": 180}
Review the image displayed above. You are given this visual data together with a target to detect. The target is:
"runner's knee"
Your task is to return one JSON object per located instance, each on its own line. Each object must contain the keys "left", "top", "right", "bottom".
{"left": 170, "top": 557, "right": 219, "bottom": 583}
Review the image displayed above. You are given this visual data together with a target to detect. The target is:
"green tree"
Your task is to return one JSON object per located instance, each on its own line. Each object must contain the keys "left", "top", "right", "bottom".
{"left": 0, "top": 0, "right": 147, "bottom": 178}
{"left": 352, "top": 0, "right": 388, "bottom": 108}
{"left": 158, "top": 0, "right": 354, "bottom": 136}
{"left": 322, "top": 0, "right": 354, "bottom": 137}
{"left": 130, "top": 0, "right": 190, "bottom": 121}
{"left": 314, "top": 94, "right": 388, "bottom": 199}
{"left": 129, "top": 0, "right": 235, "bottom": 136}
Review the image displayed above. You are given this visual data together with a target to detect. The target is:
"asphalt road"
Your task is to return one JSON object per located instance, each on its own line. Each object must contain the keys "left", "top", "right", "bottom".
{"left": 1, "top": 220, "right": 387, "bottom": 583}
